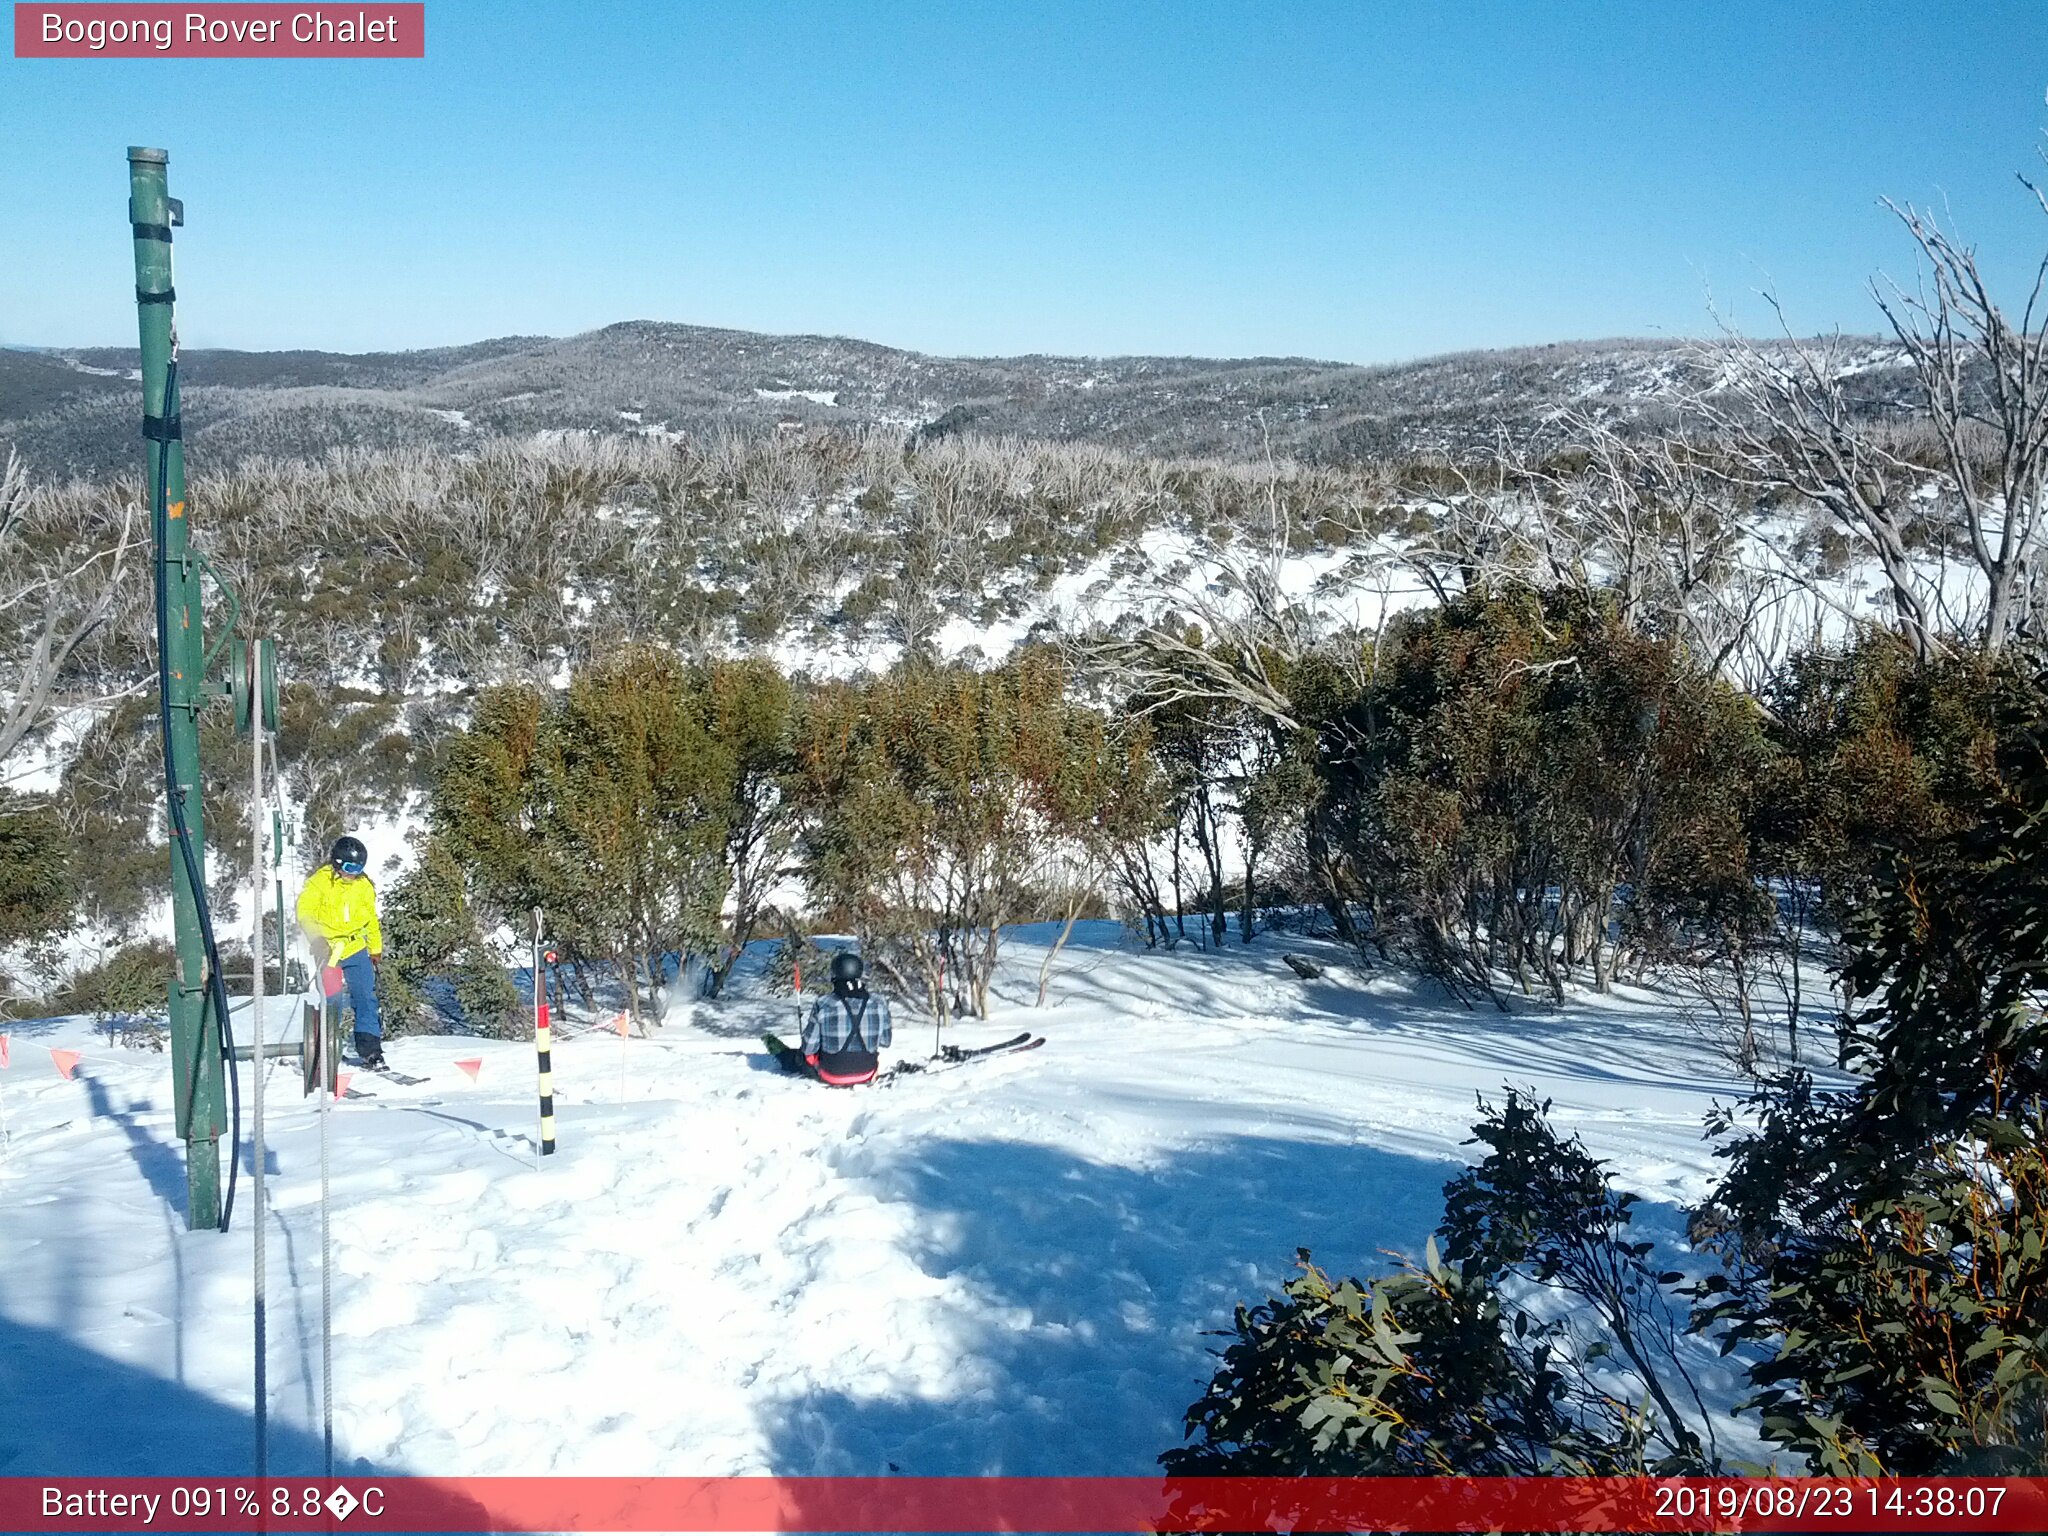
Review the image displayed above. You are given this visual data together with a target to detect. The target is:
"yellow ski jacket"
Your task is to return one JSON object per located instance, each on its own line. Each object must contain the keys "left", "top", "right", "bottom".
{"left": 296, "top": 865, "right": 384, "bottom": 963}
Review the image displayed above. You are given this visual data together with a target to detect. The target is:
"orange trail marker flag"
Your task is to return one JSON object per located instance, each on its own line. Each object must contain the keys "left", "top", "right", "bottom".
{"left": 49, "top": 1048, "right": 81, "bottom": 1080}
{"left": 455, "top": 1057, "right": 482, "bottom": 1082}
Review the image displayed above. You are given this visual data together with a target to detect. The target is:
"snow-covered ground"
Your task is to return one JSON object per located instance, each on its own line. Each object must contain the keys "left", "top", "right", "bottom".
{"left": 0, "top": 922, "right": 1792, "bottom": 1479}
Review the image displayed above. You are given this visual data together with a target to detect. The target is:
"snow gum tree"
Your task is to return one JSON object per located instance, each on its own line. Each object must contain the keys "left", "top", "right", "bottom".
{"left": 1695, "top": 176, "right": 2048, "bottom": 661}
{"left": 0, "top": 453, "right": 137, "bottom": 770}
{"left": 536, "top": 649, "right": 731, "bottom": 1031}
{"left": 1143, "top": 690, "right": 1240, "bottom": 950}
{"left": 433, "top": 682, "right": 546, "bottom": 919}
{"left": 1017, "top": 694, "right": 1160, "bottom": 1004}
{"left": 379, "top": 834, "right": 521, "bottom": 1039}
{"left": 702, "top": 658, "right": 799, "bottom": 998}
{"left": 435, "top": 649, "right": 734, "bottom": 1032}
{"left": 795, "top": 651, "right": 1124, "bottom": 1019}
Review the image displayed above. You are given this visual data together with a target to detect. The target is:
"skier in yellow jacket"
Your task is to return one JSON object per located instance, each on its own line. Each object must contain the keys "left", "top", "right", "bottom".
{"left": 297, "top": 834, "right": 387, "bottom": 1068}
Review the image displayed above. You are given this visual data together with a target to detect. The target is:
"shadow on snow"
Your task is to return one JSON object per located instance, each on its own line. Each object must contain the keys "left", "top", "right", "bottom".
{"left": 0, "top": 1309, "right": 376, "bottom": 1479}
{"left": 760, "top": 1131, "right": 1455, "bottom": 1478}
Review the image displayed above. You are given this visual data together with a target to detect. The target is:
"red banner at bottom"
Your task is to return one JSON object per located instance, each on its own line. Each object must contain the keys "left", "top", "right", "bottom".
{"left": 6, "top": 1475, "right": 2046, "bottom": 1533}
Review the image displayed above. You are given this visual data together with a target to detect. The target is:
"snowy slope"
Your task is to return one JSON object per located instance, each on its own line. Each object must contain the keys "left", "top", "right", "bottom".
{"left": 0, "top": 923, "right": 1793, "bottom": 1479}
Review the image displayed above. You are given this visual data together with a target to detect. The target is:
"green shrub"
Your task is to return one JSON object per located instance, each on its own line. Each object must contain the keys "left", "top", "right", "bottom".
{"left": 58, "top": 940, "right": 176, "bottom": 1047}
{"left": 1167, "top": 1093, "right": 1716, "bottom": 1478}
{"left": 1756, "top": 639, "right": 2029, "bottom": 926}
{"left": 1167, "top": 1248, "right": 1541, "bottom": 1475}
{"left": 1704, "top": 1121, "right": 2048, "bottom": 1475}
{"left": 1314, "top": 587, "right": 1771, "bottom": 1003}
{"left": 51, "top": 701, "right": 162, "bottom": 936}
{"left": 766, "top": 932, "right": 834, "bottom": 1000}
{"left": 0, "top": 791, "right": 72, "bottom": 946}
{"left": 1699, "top": 658, "right": 2048, "bottom": 1473}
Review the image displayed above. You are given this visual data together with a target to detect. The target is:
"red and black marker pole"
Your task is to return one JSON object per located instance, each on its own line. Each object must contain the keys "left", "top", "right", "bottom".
{"left": 533, "top": 909, "right": 556, "bottom": 1156}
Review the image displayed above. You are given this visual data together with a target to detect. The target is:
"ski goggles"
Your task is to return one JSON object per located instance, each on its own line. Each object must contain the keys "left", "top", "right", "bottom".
{"left": 335, "top": 860, "right": 365, "bottom": 875}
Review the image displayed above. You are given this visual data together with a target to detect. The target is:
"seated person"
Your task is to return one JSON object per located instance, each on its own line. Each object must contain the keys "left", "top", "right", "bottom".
{"left": 766, "top": 951, "right": 892, "bottom": 1086}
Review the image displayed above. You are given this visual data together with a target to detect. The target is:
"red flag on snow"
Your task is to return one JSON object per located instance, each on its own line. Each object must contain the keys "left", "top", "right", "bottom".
{"left": 334, "top": 1071, "right": 353, "bottom": 1099}
{"left": 455, "top": 1057, "right": 482, "bottom": 1082}
{"left": 321, "top": 965, "right": 346, "bottom": 998}
{"left": 49, "top": 1048, "right": 80, "bottom": 1080}
{"left": 0, "top": 1033, "right": 10, "bottom": 1069}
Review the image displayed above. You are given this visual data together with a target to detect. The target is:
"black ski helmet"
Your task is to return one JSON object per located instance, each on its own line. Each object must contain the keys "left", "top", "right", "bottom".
{"left": 330, "top": 835, "right": 368, "bottom": 869}
{"left": 828, "top": 951, "right": 865, "bottom": 986}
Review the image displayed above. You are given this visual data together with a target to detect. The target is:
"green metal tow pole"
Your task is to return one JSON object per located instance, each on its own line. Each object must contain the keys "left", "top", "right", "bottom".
{"left": 130, "top": 146, "right": 225, "bottom": 1231}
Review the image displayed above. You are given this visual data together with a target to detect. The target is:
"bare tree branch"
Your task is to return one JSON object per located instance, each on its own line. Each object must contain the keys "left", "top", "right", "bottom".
{"left": 0, "top": 453, "right": 141, "bottom": 769}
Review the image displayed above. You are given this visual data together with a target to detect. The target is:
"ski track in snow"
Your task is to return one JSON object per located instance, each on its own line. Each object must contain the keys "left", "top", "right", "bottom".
{"left": 0, "top": 922, "right": 1793, "bottom": 1478}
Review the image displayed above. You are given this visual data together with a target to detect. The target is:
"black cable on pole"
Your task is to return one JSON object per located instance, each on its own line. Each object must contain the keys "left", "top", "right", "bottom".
{"left": 152, "top": 357, "right": 241, "bottom": 1233}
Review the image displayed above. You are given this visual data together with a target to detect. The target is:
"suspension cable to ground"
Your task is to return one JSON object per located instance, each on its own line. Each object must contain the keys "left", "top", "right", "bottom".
{"left": 249, "top": 636, "right": 269, "bottom": 1479}
{"left": 150, "top": 353, "right": 241, "bottom": 1233}
{"left": 320, "top": 990, "right": 333, "bottom": 1480}
{"left": 262, "top": 721, "right": 330, "bottom": 1477}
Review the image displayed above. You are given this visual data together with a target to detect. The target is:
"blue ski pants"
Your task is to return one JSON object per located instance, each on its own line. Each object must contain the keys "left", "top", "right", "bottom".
{"left": 327, "top": 948, "right": 383, "bottom": 1038}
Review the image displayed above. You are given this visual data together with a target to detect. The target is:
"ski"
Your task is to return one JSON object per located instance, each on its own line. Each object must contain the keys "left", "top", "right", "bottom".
{"left": 938, "top": 1032, "right": 1034, "bottom": 1062}
{"left": 882, "top": 1034, "right": 1044, "bottom": 1084}
{"left": 339, "top": 1087, "right": 451, "bottom": 1107}
{"left": 763, "top": 1030, "right": 1045, "bottom": 1085}
{"left": 356, "top": 1063, "right": 429, "bottom": 1086}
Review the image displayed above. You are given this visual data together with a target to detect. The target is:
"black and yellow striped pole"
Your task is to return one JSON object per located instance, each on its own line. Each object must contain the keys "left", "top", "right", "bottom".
{"left": 533, "top": 909, "right": 556, "bottom": 1156}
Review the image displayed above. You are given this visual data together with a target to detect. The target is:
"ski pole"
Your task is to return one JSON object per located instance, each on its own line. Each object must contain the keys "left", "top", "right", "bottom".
{"left": 793, "top": 952, "right": 806, "bottom": 1051}
{"left": 534, "top": 910, "right": 555, "bottom": 1156}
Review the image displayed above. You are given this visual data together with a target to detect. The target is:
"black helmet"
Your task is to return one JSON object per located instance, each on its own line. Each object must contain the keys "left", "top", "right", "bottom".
{"left": 330, "top": 835, "right": 368, "bottom": 869}
{"left": 828, "top": 951, "right": 865, "bottom": 986}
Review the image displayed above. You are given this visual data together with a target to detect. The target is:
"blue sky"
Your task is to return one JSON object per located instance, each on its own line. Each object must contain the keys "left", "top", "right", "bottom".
{"left": 3, "top": 1, "right": 2045, "bottom": 360}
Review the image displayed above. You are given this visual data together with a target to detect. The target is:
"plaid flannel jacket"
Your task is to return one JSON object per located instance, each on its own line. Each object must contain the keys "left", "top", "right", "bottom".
{"left": 803, "top": 991, "right": 893, "bottom": 1055}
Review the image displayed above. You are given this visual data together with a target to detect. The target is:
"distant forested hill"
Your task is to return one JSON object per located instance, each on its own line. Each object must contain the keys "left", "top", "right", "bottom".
{"left": 1, "top": 322, "right": 1914, "bottom": 480}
